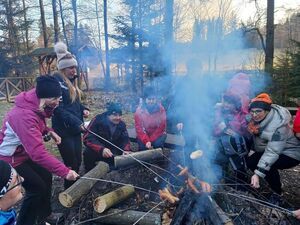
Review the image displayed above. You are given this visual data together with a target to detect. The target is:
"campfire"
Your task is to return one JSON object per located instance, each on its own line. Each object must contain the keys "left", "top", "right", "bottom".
{"left": 55, "top": 148, "right": 298, "bottom": 225}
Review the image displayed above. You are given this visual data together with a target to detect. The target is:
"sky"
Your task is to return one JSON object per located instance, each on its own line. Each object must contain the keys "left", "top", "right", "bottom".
{"left": 234, "top": 0, "right": 300, "bottom": 23}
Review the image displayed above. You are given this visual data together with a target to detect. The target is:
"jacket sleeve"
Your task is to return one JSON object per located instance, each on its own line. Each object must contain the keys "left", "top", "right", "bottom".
{"left": 134, "top": 110, "right": 150, "bottom": 144}
{"left": 149, "top": 107, "right": 167, "bottom": 142}
{"left": 83, "top": 117, "right": 105, "bottom": 153}
{"left": 11, "top": 114, "right": 69, "bottom": 178}
{"left": 54, "top": 101, "right": 83, "bottom": 133}
{"left": 293, "top": 108, "right": 300, "bottom": 133}
{"left": 255, "top": 127, "right": 287, "bottom": 178}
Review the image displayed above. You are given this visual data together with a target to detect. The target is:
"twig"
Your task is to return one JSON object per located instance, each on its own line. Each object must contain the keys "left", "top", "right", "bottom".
{"left": 132, "top": 200, "right": 165, "bottom": 225}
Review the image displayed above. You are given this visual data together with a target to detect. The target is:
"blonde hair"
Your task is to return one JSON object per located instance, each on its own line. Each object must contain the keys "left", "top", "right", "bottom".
{"left": 59, "top": 70, "right": 82, "bottom": 103}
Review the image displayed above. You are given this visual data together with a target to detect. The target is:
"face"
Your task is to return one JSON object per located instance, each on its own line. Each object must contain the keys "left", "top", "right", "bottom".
{"left": 222, "top": 101, "right": 236, "bottom": 113}
{"left": 63, "top": 66, "right": 77, "bottom": 79}
{"left": 145, "top": 97, "right": 157, "bottom": 106}
{"left": 44, "top": 97, "right": 61, "bottom": 109}
{"left": 108, "top": 113, "right": 122, "bottom": 125}
{"left": 250, "top": 108, "right": 268, "bottom": 122}
{"left": 0, "top": 169, "right": 24, "bottom": 210}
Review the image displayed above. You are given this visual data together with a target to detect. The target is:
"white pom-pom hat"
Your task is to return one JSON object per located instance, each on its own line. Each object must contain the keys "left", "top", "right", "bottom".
{"left": 54, "top": 42, "right": 78, "bottom": 70}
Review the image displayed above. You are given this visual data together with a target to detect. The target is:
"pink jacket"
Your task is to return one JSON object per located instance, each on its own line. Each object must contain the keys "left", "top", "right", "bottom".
{"left": 0, "top": 89, "right": 69, "bottom": 178}
{"left": 293, "top": 108, "right": 300, "bottom": 133}
{"left": 134, "top": 104, "right": 166, "bottom": 144}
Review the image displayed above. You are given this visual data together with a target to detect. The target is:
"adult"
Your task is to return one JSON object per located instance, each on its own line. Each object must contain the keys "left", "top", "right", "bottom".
{"left": 134, "top": 86, "right": 167, "bottom": 150}
{"left": 0, "top": 75, "right": 79, "bottom": 225}
{"left": 52, "top": 42, "right": 89, "bottom": 189}
{"left": 0, "top": 160, "right": 24, "bottom": 225}
{"left": 83, "top": 103, "right": 131, "bottom": 171}
{"left": 246, "top": 93, "right": 300, "bottom": 203}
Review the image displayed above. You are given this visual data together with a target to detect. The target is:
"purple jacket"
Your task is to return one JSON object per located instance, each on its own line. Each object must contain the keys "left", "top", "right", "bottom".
{"left": 0, "top": 89, "right": 69, "bottom": 178}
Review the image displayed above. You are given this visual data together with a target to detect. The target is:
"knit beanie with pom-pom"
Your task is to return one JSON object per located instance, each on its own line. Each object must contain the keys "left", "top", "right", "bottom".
{"left": 54, "top": 42, "right": 78, "bottom": 70}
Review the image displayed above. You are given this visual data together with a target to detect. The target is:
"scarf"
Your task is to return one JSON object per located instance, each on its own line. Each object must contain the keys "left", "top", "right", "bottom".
{"left": 0, "top": 209, "right": 16, "bottom": 225}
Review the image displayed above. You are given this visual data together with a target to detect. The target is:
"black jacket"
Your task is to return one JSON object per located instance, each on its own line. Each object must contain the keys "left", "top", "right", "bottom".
{"left": 52, "top": 73, "right": 86, "bottom": 137}
{"left": 83, "top": 112, "right": 131, "bottom": 156}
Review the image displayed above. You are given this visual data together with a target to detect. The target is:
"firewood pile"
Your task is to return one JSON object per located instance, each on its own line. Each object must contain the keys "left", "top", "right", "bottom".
{"left": 50, "top": 147, "right": 299, "bottom": 225}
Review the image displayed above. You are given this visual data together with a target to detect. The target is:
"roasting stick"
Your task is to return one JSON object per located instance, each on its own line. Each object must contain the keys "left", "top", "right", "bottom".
{"left": 216, "top": 191, "right": 294, "bottom": 216}
{"left": 132, "top": 200, "right": 165, "bottom": 225}
{"left": 80, "top": 176, "right": 160, "bottom": 196}
{"left": 84, "top": 128, "right": 177, "bottom": 188}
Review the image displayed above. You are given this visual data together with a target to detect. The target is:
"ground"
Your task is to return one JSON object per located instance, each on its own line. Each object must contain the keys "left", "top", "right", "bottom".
{"left": 1, "top": 91, "right": 300, "bottom": 225}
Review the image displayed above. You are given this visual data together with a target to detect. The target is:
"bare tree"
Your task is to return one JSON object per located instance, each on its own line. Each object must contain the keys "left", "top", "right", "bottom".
{"left": 39, "top": 0, "right": 48, "bottom": 47}
{"left": 21, "top": 0, "right": 29, "bottom": 52}
{"left": 103, "top": 0, "right": 111, "bottom": 89}
{"left": 265, "top": 0, "right": 274, "bottom": 73}
{"left": 52, "top": 0, "right": 59, "bottom": 43}
{"left": 58, "top": 0, "right": 69, "bottom": 46}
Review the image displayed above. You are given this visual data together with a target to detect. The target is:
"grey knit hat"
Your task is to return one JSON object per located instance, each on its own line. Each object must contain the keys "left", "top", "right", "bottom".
{"left": 54, "top": 42, "right": 78, "bottom": 70}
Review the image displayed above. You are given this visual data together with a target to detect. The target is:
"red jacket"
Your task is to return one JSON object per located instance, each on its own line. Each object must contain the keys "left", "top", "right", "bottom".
{"left": 134, "top": 104, "right": 166, "bottom": 144}
{"left": 293, "top": 108, "right": 300, "bottom": 133}
{"left": 0, "top": 89, "right": 70, "bottom": 178}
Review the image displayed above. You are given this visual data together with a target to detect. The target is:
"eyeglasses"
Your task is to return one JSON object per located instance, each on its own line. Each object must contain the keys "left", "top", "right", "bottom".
{"left": 250, "top": 109, "right": 264, "bottom": 115}
{"left": 5, "top": 174, "right": 23, "bottom": 194}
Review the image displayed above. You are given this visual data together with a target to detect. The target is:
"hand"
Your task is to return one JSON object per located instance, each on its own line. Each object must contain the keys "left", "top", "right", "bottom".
{"left": 83, "top": 109, "right": 90, "bottom": 118}
{"left": 123, "top": 151, "right": 132, "bottom": 155}
{"left": 295, "top": 133, "right": 300, "bottom": 139}
{"left": 176, "top": 123, "right": 183, "bottom": 131}
{"left": 293, "top": 209, "right": 300, "bottom": 220}
{"left": 251, "top": 174, "right": 260, "bottom": 188}
{"left": 65, "top": 170, "right": 79, "bottom": 181}
{"left": 145, "top": 142, "right": 152, "bottom": 149}
{"left": 49, "top": 131, "right": 61, "bottom": 145}
{"left": 102, "top": 148, "right": 113, "bottom": 158}
{"left": 199, "top": 181, "right": 212, "bottom": 193}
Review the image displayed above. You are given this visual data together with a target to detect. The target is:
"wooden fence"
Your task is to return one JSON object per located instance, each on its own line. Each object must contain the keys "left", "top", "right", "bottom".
{"left": 0, "top": 77, "right": 35, "bottom": 102}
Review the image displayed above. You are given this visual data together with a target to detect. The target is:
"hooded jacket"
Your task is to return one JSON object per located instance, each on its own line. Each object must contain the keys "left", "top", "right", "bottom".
{"left": 0, "top": 89, "right": 70, "bottom": 178}
{"left": 293, "top": 108, "right": 300, "bottom": 133}
{"left": 83, "top": 112, "right": 131, "bottom": 155}
{"left": 134, "top": 103, "right": 166, "bottom": 144}
{"left": 253, "top": 104, "right": 300, "bottom": 178}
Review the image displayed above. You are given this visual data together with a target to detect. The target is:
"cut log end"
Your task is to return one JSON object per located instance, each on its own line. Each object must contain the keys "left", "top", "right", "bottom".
{"left": 93, "top": 198, "right": 107, "bottom": 213}
{"left": 58, "top": 192, "right": 74, "bottom": 208}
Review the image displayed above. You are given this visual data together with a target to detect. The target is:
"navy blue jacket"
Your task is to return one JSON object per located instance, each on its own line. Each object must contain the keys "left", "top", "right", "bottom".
{"left": 52, "top": 73, "right": 86, "bottom": 137}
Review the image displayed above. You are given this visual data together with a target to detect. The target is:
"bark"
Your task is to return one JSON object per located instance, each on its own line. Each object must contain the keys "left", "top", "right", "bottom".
{"left": 52, "top": 0, "right": 59, "bottom": 43}
{"left": 21, "top": 0, "right": 29, "bottom": 52}
{"left": 94, "top": 209, "right": 161, "bottom": 225}
{"left": 59, "top": 162, "right": 110, "bottom": 208}
{"left": 39, "top": 0, "right": 48, "bottom": 47}
{"left": 93, "top": 185, "right": 135, "bottom": 213}
{"left": 103, "top": 0, "right": 111, "bottom": 89}
{"left": 114, "top": 148, "right": 163, "bottom": 169}
{"left": 58, "top": 0, "right": 69, "bottom": 46}
{"left": 265, "top": 0, "right": 274, "bottom": 73}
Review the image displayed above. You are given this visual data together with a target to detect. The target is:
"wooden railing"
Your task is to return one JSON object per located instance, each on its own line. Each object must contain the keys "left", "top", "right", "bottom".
{"left": 0, "top": 77, "right": 34, "bottom": 102}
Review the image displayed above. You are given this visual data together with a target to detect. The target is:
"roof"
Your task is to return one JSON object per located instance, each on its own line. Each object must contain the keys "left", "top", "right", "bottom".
{"left": 30, "top": 47, "right": 56, "bottom": 57}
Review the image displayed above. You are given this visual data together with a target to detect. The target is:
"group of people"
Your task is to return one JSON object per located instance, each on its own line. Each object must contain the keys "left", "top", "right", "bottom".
{"left": 0, "top": 41, "right": 300, "bottom": 224}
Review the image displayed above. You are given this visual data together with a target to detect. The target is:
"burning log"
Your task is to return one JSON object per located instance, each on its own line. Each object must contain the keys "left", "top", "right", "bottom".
{"left": 94, "top": 208, "right": 161, "bottom": 225}
{"left": 59, "top": 162, "right": 110, "bottom": 208}
{"left": 114, "top": 148, "right": 163, "bottom": 168}
{"left": 93, "top": 185, "right": 135, "bottom": 213}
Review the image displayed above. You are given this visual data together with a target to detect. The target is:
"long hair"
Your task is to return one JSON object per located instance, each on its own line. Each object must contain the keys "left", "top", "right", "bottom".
{"left": 58, "top": 70, "right": 82, "bottom": 103}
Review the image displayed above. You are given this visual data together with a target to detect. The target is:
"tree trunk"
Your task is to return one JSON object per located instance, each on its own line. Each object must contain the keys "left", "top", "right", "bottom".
{"left": 21, "top": 0, "right": 29, "bottom": 53}
{"left": 59, "top": 162, "right": 110, "bottom": 208}
{"left": 164, "top": 0, "right": 174, "bottom": 76}
{"left": 265, "top": 0, "right": 274, "bottom": 73}
{"left": 114, "top": 148, "right": 163, "bottom": 169}
{"left": 94, "top": 209, "right": 161, "bottom": 225}
{"left": 103, "top": 0, "right": 111, "bottom": 90}
{"left": 39, "top": 0, "right": 48, "bottom": 47}
{"left": 58, "top": 0, "right": 69, "bottom": 46}
{"left": 52, "top": 0, "right": 59, "bottom": 43}
{"left": 93, "top": 185, "right": 135, "bottom": 213}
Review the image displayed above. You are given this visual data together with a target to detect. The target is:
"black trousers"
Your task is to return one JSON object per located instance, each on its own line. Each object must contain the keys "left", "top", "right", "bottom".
{"left": 247, "top": 152, "right": 300, "bottom": 194}
{"left": 15, "top": 160, "right": 52, "bottom": 225}
{"left": 83, "top": 147, "right": 115, "bottom": 172}
{"left": 58, "top": 134, "right": 82, "bottom": 189}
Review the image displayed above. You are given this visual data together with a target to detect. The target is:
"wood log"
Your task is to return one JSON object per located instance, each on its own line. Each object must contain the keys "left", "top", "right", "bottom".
{"left": 94, "top": 208, "right": 161, "bottom": 225}
{"left": 114, "top": 148, "right": 163, "bottom": 169}
{"left": 59, "top": 161, "right": 110, "bottom": 208}
{"left": 93, "top": 185, "right": 135, "bottom": 213}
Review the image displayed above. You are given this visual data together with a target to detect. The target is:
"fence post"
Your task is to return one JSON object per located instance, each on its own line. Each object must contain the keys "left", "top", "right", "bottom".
{"left": 5, "top": 79, "right": 10, "bottom": 102}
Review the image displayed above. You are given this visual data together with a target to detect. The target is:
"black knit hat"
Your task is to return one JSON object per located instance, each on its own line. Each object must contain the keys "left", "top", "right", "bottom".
{"left": 106, "top": 102, "right": 122, "bottom": 115}
{"left": 0, "top": 160, "right": 13, "bottom": 198}
{"left": 36, "top": 75, "right": 62, "bottom": 99}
